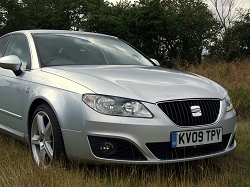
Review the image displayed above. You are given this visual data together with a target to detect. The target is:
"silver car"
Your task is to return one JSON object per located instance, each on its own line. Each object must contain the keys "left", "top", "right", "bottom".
{"left": 0, "top": 30, "right": 237, "bottom": 167}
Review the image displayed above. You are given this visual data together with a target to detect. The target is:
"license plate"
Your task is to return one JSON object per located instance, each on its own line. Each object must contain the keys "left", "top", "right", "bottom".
{"left": 171, "top": 127, "right": 222, "bottom": 148}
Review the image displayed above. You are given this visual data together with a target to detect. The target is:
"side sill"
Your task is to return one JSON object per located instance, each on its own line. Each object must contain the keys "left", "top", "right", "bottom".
{"left": 0, "top": 123, "right": 26, "bottom": 143}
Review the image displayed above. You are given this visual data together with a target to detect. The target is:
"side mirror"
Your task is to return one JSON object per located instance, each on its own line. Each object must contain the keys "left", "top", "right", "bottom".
{"left": 0, "top": 55, "right": 23, "bottom": 76}
{"left": 150, "top": 58, "right": 160, "bottom": 66}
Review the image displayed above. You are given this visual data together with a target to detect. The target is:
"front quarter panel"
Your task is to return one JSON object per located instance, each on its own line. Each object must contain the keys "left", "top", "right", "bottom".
{"left": 25, "top": 69, "right": 92, "bottom": 133}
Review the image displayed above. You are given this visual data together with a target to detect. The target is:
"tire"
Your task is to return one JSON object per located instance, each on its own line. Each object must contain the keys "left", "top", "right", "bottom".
{"left": 30, "top": 104, "right": 66, "bottom": 168}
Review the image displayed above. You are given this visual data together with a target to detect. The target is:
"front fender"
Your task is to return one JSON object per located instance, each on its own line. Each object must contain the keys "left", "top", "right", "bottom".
{"left": 26, "top": 85, "right": 87, "bottom": 134}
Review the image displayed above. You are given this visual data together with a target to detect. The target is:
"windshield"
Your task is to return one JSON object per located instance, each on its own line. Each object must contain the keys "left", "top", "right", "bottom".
{"left": 33, "top": 33, "right": 154, "bottom": 67}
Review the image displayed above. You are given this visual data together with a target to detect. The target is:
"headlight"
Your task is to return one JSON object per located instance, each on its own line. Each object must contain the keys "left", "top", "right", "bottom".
{"left": 83, "top": 94, "right": 153, "bottom": 118}
{"left": 225, "top": 95, "right": 233, "bottom": 112}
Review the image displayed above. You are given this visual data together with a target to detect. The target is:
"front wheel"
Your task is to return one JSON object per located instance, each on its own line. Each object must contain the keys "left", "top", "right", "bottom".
{"left": 30, "top": 104, "right": 66, "bottom": 168}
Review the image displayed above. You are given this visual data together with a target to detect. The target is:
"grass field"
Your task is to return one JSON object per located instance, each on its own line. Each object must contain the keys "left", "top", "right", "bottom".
{"left": 0, "top": 59, "right": 249, "bottom": 187}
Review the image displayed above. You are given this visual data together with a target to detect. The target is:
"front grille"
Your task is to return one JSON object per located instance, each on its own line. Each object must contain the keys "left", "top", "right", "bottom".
{"left": 88, "top": 136, "right": 147, "bottom": 161}
{"left": 146, "top": 134, "right": 231, "bottom": 160}
{"left": 157, "top": 99, "right": 220, "bottom": 126}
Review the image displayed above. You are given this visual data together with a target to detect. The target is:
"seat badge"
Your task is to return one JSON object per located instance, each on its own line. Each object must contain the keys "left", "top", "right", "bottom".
{"left": 190, "top": 106, "right": 202, "bottom": 117}
{"left": 26, "top": 85, "right": 30, "bottom": 93}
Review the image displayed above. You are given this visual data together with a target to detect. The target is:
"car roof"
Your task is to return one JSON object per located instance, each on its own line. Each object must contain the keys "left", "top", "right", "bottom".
{"left": 9, "top": 30, "right": 117, "bottom": 39}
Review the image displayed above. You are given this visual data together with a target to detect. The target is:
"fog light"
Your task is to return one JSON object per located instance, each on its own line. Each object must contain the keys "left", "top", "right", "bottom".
{"left": 100, "top": 142, "right": 117, "bottom": 154}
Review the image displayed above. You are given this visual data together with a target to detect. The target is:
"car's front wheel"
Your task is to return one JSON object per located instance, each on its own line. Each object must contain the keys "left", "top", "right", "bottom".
{"left": 30, "top": 104, "right": 66, "bottom": 168}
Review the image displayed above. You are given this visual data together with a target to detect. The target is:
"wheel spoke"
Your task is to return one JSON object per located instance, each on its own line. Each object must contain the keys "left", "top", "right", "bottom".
{"left": 44, "top": 142, "right": 53, "bottom": 160}
{"left": 31, "top": 135, "right": 40, "bottom": 145}
{"left": 37, "top": 114, "right": 45, "bottom": 134}
{"left": 44, "top": 121, "right": 52, "bottom": 140}
{"left": 40, "top": 146, "right": 47, "bottom": 164}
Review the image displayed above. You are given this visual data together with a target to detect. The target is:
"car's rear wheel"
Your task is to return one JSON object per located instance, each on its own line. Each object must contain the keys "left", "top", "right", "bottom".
{"left": 30, "top": 104, "right": 66, "bottom": 168}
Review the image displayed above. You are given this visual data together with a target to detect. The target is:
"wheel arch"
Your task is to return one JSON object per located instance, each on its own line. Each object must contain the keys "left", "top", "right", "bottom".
{"left": 27, "top": 90, "right": 85, "bottom": 141}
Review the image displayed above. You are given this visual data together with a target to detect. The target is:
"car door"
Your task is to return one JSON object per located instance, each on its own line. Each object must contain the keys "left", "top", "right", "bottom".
{"left": 0, "top": 34, "right": 31, "bottom": 137}
{"left": 0, "top": 34, "right": 12, "bottom": 131}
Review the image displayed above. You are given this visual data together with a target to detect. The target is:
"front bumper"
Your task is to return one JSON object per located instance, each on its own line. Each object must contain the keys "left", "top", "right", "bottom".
{"left": 61, "top": 101, "right": 237, "bottom": 164}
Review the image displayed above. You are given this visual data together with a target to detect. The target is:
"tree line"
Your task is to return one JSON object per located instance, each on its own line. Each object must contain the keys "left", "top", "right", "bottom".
{"left": 0, "top": 0, "right": 249, "bottom": 66}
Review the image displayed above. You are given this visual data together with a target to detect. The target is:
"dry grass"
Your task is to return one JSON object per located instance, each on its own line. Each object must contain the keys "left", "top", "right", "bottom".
{"left": 179, "top": 58, "right": 250, "bottom": 89}
{"left": 0, "top": 124, "right": 249, "bottom": 187}
{"left": 0, "top": 59, "right": 250, "bottom": 186}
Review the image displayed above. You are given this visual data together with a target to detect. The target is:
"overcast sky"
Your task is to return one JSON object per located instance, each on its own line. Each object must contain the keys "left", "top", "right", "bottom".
{"left": 107, "top": 0, "right": 250, "bottom": 19}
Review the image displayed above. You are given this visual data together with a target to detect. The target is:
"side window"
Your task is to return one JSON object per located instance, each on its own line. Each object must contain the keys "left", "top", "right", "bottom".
{"left": 0, "top": 35, "right": 10, "bottom": 58}
{"left": 4, "top": 34, "right": 31, "bottom": 70}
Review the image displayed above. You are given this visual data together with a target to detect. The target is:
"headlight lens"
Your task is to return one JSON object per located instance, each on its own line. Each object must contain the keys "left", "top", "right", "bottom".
{"left": 225, "top": 95, "right": 233, "bottom": 112}
{"left": 83, "top": 94, "right": 153, "bottom": 118}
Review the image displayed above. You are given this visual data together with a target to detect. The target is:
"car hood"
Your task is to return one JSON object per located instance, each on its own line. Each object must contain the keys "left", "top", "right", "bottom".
{"left": 42, "top": 65, "right": 226, "bottom": 103}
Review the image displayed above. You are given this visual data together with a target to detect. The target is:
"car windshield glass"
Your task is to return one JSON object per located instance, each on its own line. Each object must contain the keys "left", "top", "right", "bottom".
{"left": 32, "top": 33, "right": 154, "bottom": 67}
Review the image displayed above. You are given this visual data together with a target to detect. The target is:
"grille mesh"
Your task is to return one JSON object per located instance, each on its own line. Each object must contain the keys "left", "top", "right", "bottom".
{"left": 146, "top": 134, "right": 231, "bottom": 160}
{"left": 157, "top": 99, "right": 220, "bottom": 126}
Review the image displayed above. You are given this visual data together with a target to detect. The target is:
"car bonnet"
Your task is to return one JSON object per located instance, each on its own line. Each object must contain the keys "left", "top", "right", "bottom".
{"left": 42, "top": 65, "right": 226, "bottom": 103}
